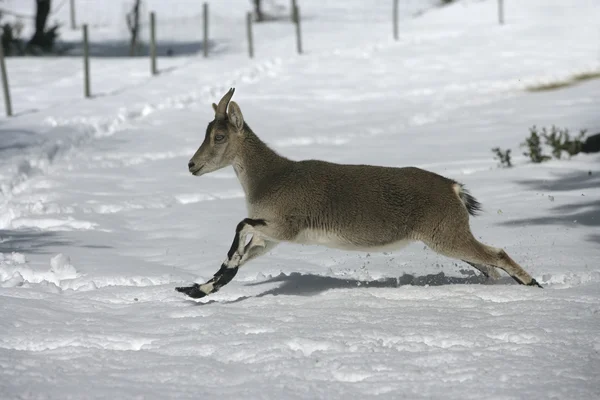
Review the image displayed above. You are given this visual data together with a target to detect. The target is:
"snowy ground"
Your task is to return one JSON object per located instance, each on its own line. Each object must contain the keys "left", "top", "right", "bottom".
{"left": 1, "top": 0, "right": 600, "bottom": 398}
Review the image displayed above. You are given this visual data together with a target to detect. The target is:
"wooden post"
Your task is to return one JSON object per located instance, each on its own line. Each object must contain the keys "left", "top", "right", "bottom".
{"left": 203, "top": 2, "right": 209, "bottom": 58}
{"left": 70, "top": 0, "right": 77, "bottom": 29}
{"left": 150, "top": 11, "right": 157, "bottom": 75}
{"left": 83, "top": 24, "right": 91, "bottom": 98}
{"left": 498, "top": 0, "right": 504, "bottom": 25}
{"left": 291, "top": 0, "right": 297, "bottom": 23}
{"left": 0, "top": 43, "right": 12, "bottom": 117}
{"left": 393, "top": 0, "right": 398, "bottom": 40}
{"left": 246, "top": 12, "right": 254, "bottom": 59}
{"left": 294, "top": 5, "right": 302, "bottom": 54}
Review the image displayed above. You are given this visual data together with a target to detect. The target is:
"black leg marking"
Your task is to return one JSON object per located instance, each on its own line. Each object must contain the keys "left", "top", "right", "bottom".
{"left": 176, "top": 218, "right": 266, "bottom": 299}
{"left": 528, "top": 278, "right": 543, "bottom": 288}
{"left": 214, "top": 264, "right": 239, "bottom": 288}
{"left": 245, "top": 218, "right": 267, "bottom": 227}
{"left": 227, "top": 231, "right": 241, "bottom": 259}
{"left": 175, "top": 265, "right": 239, "bottom": 299}
{"left": 227, "top": 218, "right": 267, "bottom": 259}
{"left": 176, "top": 284, "right": 207, "bottom": 298}
{"left": 510, "top": 275, "right": 543, "bottom": 289}
{"left": 211, "top": 263, "right": 239, "bottom": 286}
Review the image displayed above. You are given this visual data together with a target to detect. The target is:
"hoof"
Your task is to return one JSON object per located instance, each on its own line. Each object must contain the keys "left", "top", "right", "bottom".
{"left": 528, "top": 278, "right": 543, "bottom": 288}
{"left": 176, "top": 284, "right": 208, "bottom": 298}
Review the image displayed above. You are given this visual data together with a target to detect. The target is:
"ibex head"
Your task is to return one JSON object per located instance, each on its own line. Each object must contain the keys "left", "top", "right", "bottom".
{"left": 188, "top": 88, "right": 246, "bottom": 176}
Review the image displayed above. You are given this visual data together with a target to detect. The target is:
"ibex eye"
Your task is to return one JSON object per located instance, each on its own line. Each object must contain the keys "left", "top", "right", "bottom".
{"left": 215, "top": 134, "right": 225, "bottom": 142}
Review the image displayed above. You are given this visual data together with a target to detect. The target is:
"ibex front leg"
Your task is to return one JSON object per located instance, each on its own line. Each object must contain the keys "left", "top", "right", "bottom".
{"left": 176, "top": 218, "right": 277, "bottom": 298}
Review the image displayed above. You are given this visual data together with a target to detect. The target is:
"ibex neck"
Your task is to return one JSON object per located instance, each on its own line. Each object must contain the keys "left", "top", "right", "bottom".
{"left": 233, "top": 129, "right": 290, "bottom": 200}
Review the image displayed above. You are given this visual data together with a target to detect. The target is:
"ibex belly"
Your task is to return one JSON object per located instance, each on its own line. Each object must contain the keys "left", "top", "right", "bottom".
{"left": 294, "top": 229, "right": 412, "bottom": 252}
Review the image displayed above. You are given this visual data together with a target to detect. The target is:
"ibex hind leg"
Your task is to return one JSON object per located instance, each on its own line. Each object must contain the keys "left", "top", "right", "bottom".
{"left": 462, "top": 261, "right": 502, "bottom": 280}
{"left": 426, "top": 235, "right": 542, "bottom": 288}
{"left": 484, "top": 244, "right": 543, "bottom": 288}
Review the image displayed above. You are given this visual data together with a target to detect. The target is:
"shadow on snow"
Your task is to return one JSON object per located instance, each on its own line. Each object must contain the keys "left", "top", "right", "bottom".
{"left": 61, "top": 38, "right": 223, "bottom": 58}
{"left": 501, "top": 170, "right": 600, "bottom": 243}
{"left": 515, "top": 169, "right": 600, "bottom": 192}
{"left": 190, "top": 271, "right": 516, "bottom": 305}
{"left": 0, "top": 229, "right": 73, "bottom": 255}
{"left": 0, "top": 128, "right": 45, "bottom": 154}
{"left": 0, "top": 229, "right": 112, "bottom": 255}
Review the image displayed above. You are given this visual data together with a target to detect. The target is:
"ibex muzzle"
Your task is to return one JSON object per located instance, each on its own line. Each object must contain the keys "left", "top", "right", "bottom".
{"left": 177, "top": 88, "right": 542, "bottom": 299}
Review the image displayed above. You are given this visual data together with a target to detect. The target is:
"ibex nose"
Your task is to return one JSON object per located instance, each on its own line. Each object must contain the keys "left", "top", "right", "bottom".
{"left": 188, "top": 161, "right": 195, "bottom": 170}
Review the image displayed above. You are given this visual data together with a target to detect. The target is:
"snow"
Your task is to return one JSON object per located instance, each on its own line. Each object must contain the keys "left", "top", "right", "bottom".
{"left": 1, "top": 0, "right": 600, "bottom": 398}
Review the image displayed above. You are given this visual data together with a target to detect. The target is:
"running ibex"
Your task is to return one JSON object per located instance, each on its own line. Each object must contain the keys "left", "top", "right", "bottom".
{"left": 176, "top": 88, "right": 542, "bottom": 298}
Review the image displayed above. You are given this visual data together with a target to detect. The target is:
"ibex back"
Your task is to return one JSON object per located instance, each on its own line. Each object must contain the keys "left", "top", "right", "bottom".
{"left": 176, "top": 88, "right": 542, "bottom": 299}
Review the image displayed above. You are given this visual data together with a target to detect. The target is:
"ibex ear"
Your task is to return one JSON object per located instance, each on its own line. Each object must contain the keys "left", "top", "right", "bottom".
{"left": 227, "top": 101, "right": 244, "bottom": 131}
{"left": 211, "top": 103, "right": 218, "bottom": 113}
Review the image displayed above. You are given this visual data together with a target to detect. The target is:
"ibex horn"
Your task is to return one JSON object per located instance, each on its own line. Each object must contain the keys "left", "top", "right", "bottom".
{"left": 215, "top": 88, "right": 235, "bottom": 119}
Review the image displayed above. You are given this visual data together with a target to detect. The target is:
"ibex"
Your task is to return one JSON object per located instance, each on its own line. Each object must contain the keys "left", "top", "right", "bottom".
{"left": 176, "top": 88, "right": 542, "bottom": 299}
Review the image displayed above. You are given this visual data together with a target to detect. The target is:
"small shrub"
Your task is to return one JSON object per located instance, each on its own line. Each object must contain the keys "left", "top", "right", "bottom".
{"left": 1, "top": 14, "right": 25, "bottom": 55}
{"left": 542, "top": 125, "right": 586, "bottom": 160}
{"left": 26, "top": 23, "right": 60, "bottom": 54}
{"left": 541, "top": 126, "right": 564, "bottom": 159}
{"left": 521, "top": 126, "right": 551, "bottom": 163}
{"left": 520, "top": 125, "right": 587, "bottom": 163}
{"left": 540, "top": 126, "right": 586, "bottom": 158}
{"left": 564, "top": 130, "right": 587, "bottom": 156}
{"left": 491, "top": 147, "right": 512, "bottom": 168}
{"left": 493, "top": 125, "right": 589, "bottom": 166}
{"left": 1, "top": 10, "right": 60, "bottom": 55}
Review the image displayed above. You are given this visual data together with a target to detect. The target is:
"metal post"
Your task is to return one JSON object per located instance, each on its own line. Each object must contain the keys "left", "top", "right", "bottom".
{"left": 393, "top": 0, "right": 399, "bottom": 40}
{"left": 294, "top": 6, "right": 302, "bottom": 54}
{"left": 150, "top": 12, "right": 157, "bottom": 75}
{"left": 246, "top": 12, "right": 254, "bottom": 58}
{"left": 70, "top": 0, "right": 76, "bottom": 29}
{"left": 498, "top": 0, "right": 504, "bottom": 25}
{"left": 0, "top": 44, "right": 12, "bottom": 117}
{"left": 83, "top": 24, "right": 91, "bottom": 98}
{"left": 203, "top": 2, "right": 209, "bottom": 58}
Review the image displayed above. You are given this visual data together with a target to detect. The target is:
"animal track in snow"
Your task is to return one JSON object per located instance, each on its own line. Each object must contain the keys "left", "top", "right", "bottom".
{"left": 0, "top": 335, "right": 154, "bottom": 352}
{"left": 0, "top": 253, "right": 78, "bottom": 289}
{"left": 1, "top": 57, "right": 284, "bottom": 229}
{"left": 286, "top": 337, "right": 346, "bottom": 357}
{"left": 9, "top": 217, "right": 97, "bottom": 231}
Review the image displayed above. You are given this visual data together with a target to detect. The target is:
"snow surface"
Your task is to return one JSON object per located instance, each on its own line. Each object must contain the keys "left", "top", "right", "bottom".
{"left": 1, "top": 0, "right": 600, "bottom": 398}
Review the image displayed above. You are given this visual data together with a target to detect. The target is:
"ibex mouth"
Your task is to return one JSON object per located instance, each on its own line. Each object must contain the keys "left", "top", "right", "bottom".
{"left": 190, "top": 166, "right": 204, "bottom": 176}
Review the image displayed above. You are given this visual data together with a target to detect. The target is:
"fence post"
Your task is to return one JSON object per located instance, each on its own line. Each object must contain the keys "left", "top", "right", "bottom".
{"left": 0, "top": 44, "right": 12, "bottom": 117}
{"left": 70, "top": 0, "right": 77, "bottom": 29}
{"left": 393, "top": 0, "right": 398, "bottom": 40}
{"left": 246, "top": 12, "right": 254, "bottom": 59}
{"left": 291, "top": 0, "right": 297, "bottom": 23}
{"left": 498, "top": 0, "right": 504, "bottom": 25}
{"left": 150, "top": 11, "right": 157, "bottom": 75}
{"left": 203, "top": 2, "right": 209, "bottom": 58}
{"left": 294, "top": 6, "right": 303, "bottom": 54}
{"left": 83, "top": 24, "right": 91, "bottom": 98}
